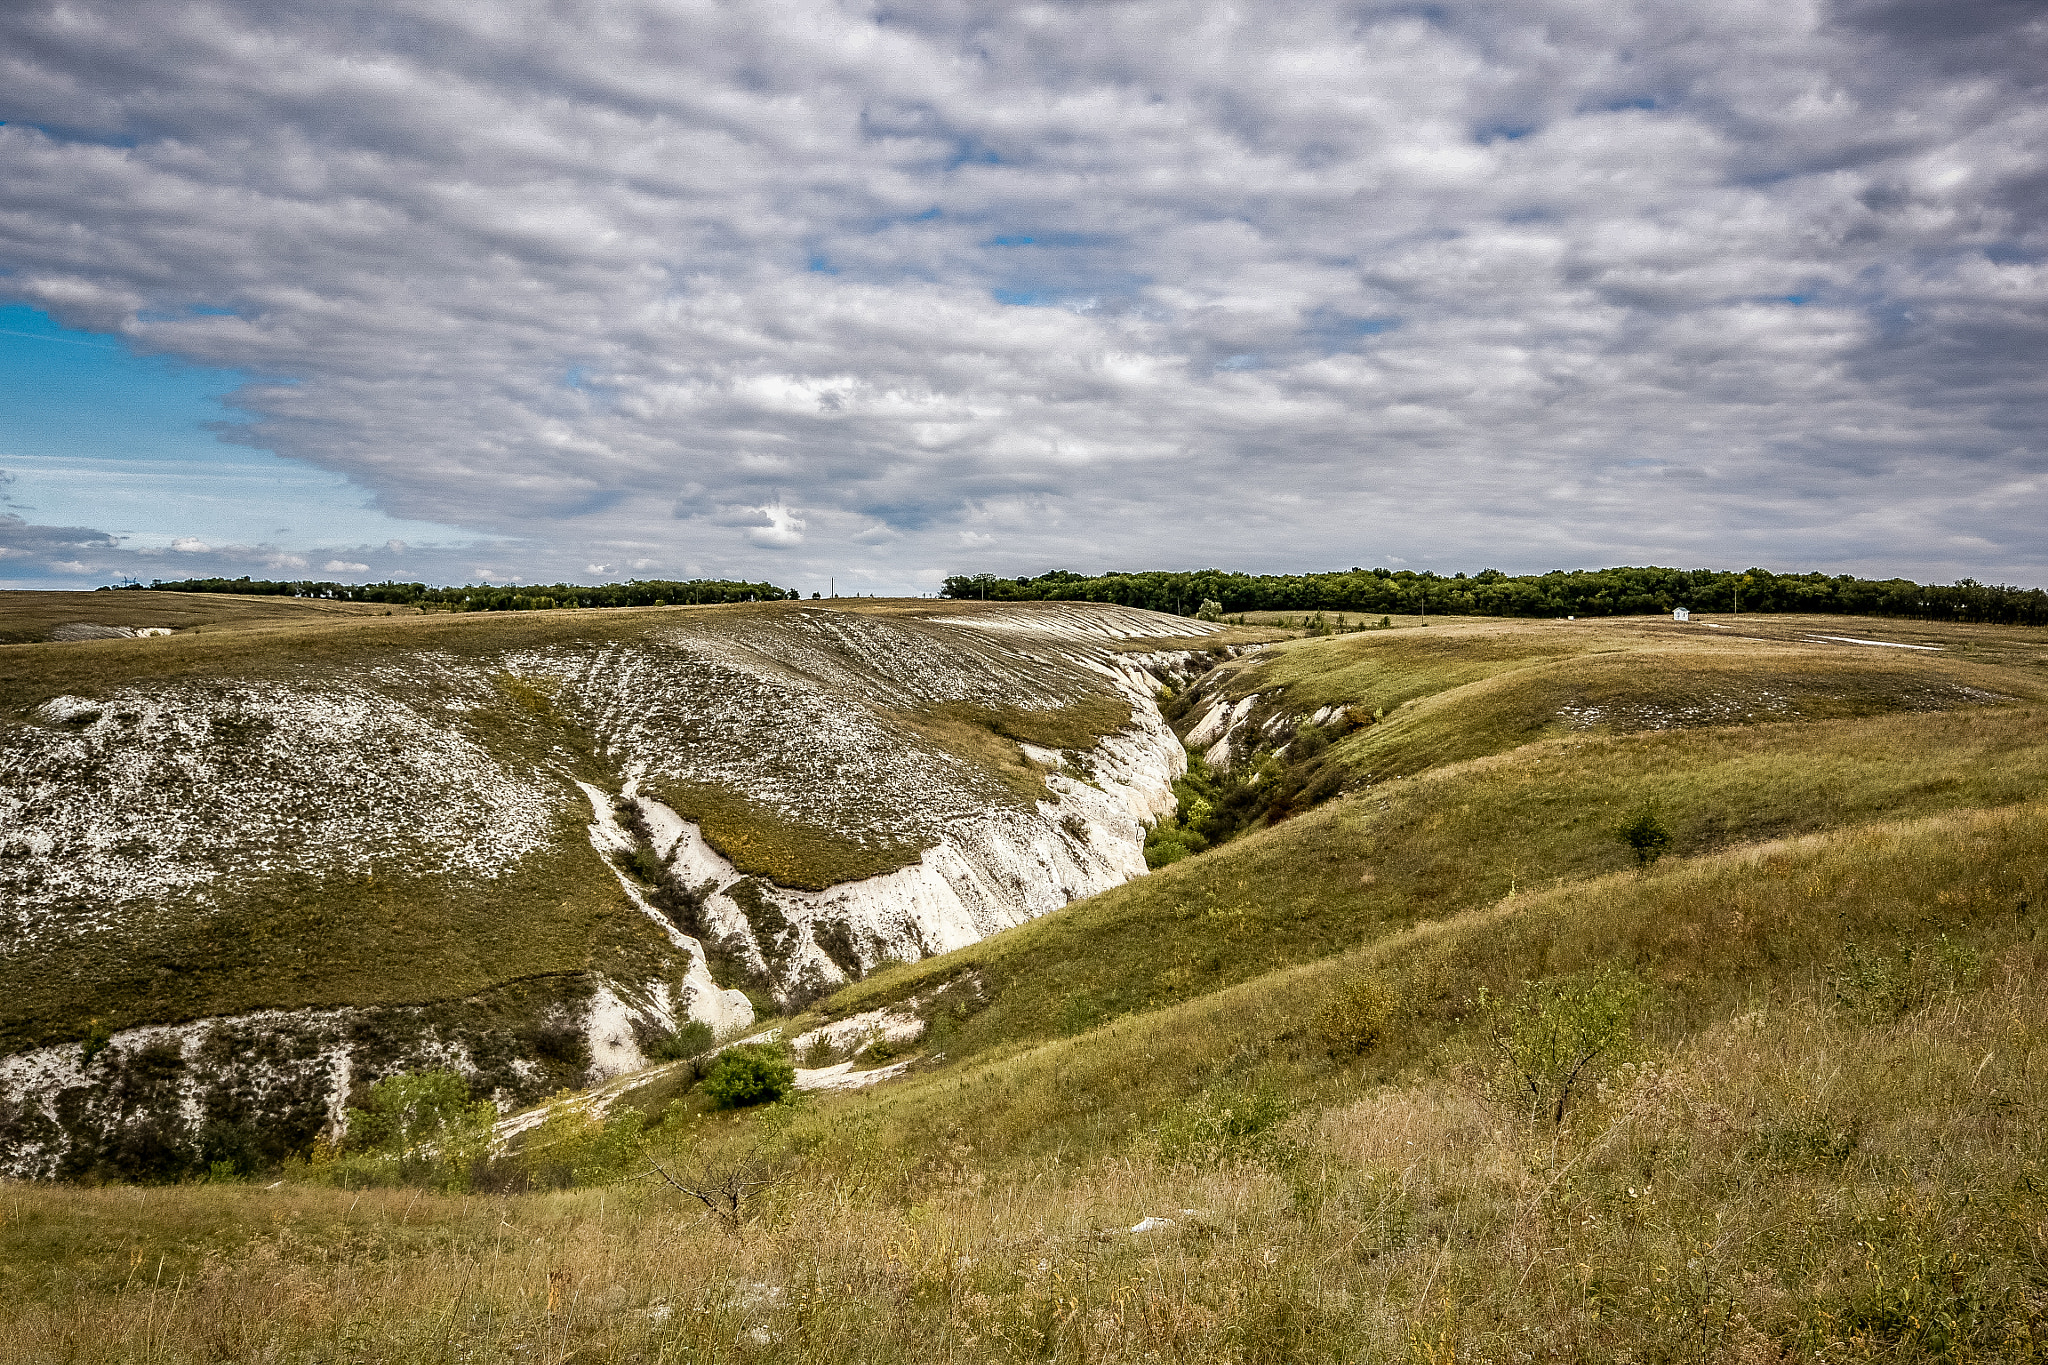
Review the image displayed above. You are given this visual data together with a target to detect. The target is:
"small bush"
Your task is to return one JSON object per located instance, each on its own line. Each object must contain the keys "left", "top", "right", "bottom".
{"left": 1479, "top": 969, "right": 1648, "bottom": 1128}
{"left": 1154, "top": 1085, "right": 1297, "bottom": 1168}
{"left": 506, "top": 1100, "right": 644, "bottom": 1190}
{"left": 858, "top": 1034, "right": 900, "bottom": 1064}
{"left": 646, "top": 1019, "right": 715, "bottom": 1064}
{"left": 1832, "top": 935, "right": 1985, "bottom": 1020}
{"left": 337, "top": 1068, "right": 497, "bottom": 1191}
{"left": 78, "top": 1017, "right": 114, "bottom": 1069}
{"left": 701, "top": 1043, "right": 795, "bottom": 1109}
{"left": 1313, "top": 974, "right": 1399, "bottom": 1058}
{"left": 1616, "top": 803, "right": 1674, "bottom": 867}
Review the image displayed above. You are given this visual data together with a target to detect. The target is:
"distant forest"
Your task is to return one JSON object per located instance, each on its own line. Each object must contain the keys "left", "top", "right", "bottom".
{"left": 941, "top": 566, "right": 2048, "bottom": 625}
{"left": 111, "top": 577, "right": 798, "bottom": 611}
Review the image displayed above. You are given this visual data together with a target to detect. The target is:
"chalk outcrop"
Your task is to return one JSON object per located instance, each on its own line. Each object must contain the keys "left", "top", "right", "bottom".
{"left": 0, "top": 600, "right": 1218, "bottom": 1177}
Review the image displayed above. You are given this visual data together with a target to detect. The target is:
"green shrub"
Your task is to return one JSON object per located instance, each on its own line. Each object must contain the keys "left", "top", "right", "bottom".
{"left": 340, "top": 1068, "right": 497, "bottom": 1191}
{"left": 701, "top": 1043, "right": 795, "bottom": 1109}
{"left": 647, "top": 1019, "right": 715, "bottom": 1064}
{"left": 78, "top": 1017, "right": 113, "bottom": 1069}
{"left": 1313, "top": 974, "right": 1399, "bottom": 1058}
{"left": 1479, "top": 969, "right": 1648, "bottom": 1128}
{"left": 1154, "top": 1085, "right": 1297, "bottom": 1168}
{"left": 508, "top": 1101, "right": 644, "bottom": 1189}
{"left": 1832, "top": 936, "right": 1985, "bottom": 1020}
{"left": 1616, "top": 803, "right": 1674, "bottom": 867}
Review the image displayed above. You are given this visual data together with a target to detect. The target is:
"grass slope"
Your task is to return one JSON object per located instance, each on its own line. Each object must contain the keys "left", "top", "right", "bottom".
{"left": 3, "top": 799, "right": 2041, "bottom": 1360}
{"left": 0, "top": 588, "right": 417, "bottom": 645}
{"left": 818, "top": 699, "right": 2048, "bottom": 1062}
{"left": 1183, "top": 614, "right": 2041, "bottom": 783}
{"left": 3, "top": 611, "right": 2044, "bottom": 1361}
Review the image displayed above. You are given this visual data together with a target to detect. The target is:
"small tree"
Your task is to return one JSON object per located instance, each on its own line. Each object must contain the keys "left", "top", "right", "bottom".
{"left": 344, "top": 1068, "right": 497, "bottom": 1189}
{"left": 1616, "top": 804, "right": 1673, "bottom": 868}
{"left": 650, "top": 1143, "right": 797, "bottom": 1236}
{"left": 1480, "top": 970, "right": 1647, "bottom": 1129}
{"left": 701, "top": 1043, "right": 795, "bottom": 1109}
{"left": 1197, "top": 598, "right": 1224, "bottom": 621}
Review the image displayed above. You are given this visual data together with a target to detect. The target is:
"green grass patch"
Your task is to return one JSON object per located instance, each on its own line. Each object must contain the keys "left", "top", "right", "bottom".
{"left": 0, "top": 830, "right": 662, "bottom": 1053}
{"left": 815, "top": 702, "right": 2048, "bottom": 1066}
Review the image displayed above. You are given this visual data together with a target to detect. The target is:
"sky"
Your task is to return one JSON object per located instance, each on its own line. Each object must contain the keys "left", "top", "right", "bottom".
{"left": 1, "top": 0, "right": 2043, "bottom": 595}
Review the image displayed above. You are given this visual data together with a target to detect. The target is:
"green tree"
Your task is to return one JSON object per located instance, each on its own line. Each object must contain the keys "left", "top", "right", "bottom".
{"left": 344, "top": 1068, "right": 497, "bottom": 1188}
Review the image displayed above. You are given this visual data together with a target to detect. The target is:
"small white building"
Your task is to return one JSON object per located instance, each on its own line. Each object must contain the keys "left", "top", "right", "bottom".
{"left": 1673, "top": 607, "right": 1691, "bottom": 622}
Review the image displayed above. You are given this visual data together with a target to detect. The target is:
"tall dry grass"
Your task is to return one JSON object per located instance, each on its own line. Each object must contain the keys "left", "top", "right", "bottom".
{"left": 7, "top": 956, "right": 2044, "bottom": 1363}
{"left": 5, "top": 796, "right": 2044, "bottom": 1361}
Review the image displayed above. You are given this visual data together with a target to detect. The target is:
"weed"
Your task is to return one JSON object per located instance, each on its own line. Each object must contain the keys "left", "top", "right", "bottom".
{"left": 1154, "top": 1084, "right": 1298, "bottom": 1169}
{"left": 1313, "top": 973, "right": 1400, "bottom": 1058}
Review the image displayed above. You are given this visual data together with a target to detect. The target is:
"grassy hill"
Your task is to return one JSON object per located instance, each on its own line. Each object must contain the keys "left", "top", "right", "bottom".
{"left": 2, "top": 610, "right": 2043, "bottom": 1362}
{"left": 0, "top": 594, "right": 1244, "bottom": 1181}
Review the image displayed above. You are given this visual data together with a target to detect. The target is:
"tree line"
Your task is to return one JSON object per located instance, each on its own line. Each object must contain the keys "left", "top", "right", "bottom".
{"left": 109, "top": 576, "right": 799, "bottom": 611}
{"left": 940, "top": 565, "right": 2048, "bottom": 625}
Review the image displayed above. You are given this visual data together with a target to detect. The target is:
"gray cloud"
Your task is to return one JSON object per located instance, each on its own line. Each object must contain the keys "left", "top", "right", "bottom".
{"left": 1, "top": 0, "right": 2043, "bottom": 592}
{"left": 0, "top": 514, "right": 120, "bottom": 574}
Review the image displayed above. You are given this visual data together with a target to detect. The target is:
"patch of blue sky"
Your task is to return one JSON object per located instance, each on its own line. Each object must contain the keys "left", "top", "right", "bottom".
{"left": 1984, "top": 242, "right": 2045, "bottom": 265}
{"left": 1476, "top": 123, "right": 1537, "bottom": 143}
{"left": 0, "top": 305, "right": 469, "bottom": 550}
{"left": 1301, "top": 308, "right": 1402, "bottom": 351}
{"left": 943, "top": 138, "right": 1004, "bottom": 170}
{"left": 3, "top": 120, "right": 141, "bottom": 149}
{"left": 981, "top": 231, "right": 1105, "bottom": 250}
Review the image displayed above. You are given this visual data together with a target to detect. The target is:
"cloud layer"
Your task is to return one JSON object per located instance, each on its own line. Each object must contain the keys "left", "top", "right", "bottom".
{"left": 2, "top": 0, "right": 2044, "bottom": 590}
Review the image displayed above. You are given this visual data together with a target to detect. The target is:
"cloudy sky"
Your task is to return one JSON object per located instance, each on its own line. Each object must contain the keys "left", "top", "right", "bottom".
{"left": 2, "top": 0, "right": 2043, "bottom": 594}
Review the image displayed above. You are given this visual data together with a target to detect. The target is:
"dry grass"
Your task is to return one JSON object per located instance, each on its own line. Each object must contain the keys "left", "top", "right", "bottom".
{"left": 5, "top": 800, "right": 2042, "bottom": 1361}
{"left": 0, "top": 589, "right": 419, "bottom": 646}
{"left": 816, "top": 699, "right": 2048, "bottom": 1065}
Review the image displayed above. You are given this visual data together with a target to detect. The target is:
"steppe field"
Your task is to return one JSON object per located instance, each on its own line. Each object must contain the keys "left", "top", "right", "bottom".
{"left": 3, "top": 594, "right": 2046, "bottom": 1363}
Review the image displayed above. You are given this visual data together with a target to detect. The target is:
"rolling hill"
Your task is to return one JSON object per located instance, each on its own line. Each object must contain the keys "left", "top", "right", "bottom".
{"left": 2, "top": 602, "right": 2044, "bottom": 1363}
{"left": 0, "top": 593, "right": 1249, "bottom": 1179}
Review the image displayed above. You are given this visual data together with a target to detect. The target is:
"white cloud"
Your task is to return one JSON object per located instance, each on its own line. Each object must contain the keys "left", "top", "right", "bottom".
{"left": 170, "top": 537, "right": 211, "bottom": 554}
{"left": 0, "top": 0, "right": 2041, "bottom": 588}
{"left": 745, "top": 503, "right": 806, "bottom": 549}
{"left": 322, "top": 560, "right": 370, "bottom": 573}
